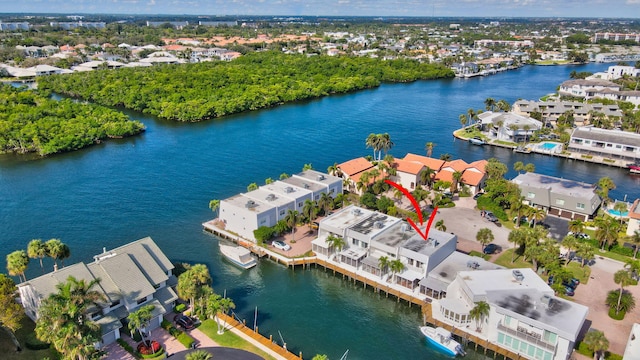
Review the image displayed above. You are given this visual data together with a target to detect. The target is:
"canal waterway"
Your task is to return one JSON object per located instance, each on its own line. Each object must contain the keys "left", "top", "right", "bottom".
{"left": 1, "top": 62, "right": 638, "bottom": 359}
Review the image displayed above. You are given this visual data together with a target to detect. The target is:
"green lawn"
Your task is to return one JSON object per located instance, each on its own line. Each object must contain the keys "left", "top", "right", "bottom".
{"left": 198, "top": 319, "right": 276, "bottom": 360}
{"left": 494, "top": 249, "right": 533, "bottom": 269}
{"left": 0, "top": 317, "right": 58, "bottom": 360}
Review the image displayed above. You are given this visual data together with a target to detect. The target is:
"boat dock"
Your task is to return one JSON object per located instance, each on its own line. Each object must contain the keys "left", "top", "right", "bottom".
{"left": 204, "top": 220, "right": 527, "bottom": 360}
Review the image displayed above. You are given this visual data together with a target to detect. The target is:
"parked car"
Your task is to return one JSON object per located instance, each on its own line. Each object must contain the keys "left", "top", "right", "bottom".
{"left": 473, "top": 192, "right": 484, "bottom": 200}
{"left": 512, "top": 216, "right": 529, "bottom": 225}
{"left": 175, "top": 314, "right": 195, "bottom": 330}
{"left": 483, "top": 243, "right": 498, "bottom": 255}
{"left": 549, "top": 276, "right": 580, "bottom": 290}
{"left": 568, "top": 231, "right": 589, "bottom": 240}
{"left": 272, "top": 240, "right": 291, "bottom": 251}
{"left": 564, "top": 286, "right": 575, "bottom": 296}
{"left": 484, "top": 211, "right": 499, "bottom": 223}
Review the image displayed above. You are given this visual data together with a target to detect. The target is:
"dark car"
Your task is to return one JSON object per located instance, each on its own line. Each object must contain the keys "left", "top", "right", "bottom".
{"left": 175, "top": 314, "right": 195, "bottom": 330}
{"left": 483, "top": 244, "right": 498, "bottom": 255}
{"left": 473, "top": 192, "right": 484, "bottom": 200}
{"left": 564, "top": 286, "right": 575, "bottom": 296}
{"left": 485, "top": 211, "right": 499, "bottom": 223}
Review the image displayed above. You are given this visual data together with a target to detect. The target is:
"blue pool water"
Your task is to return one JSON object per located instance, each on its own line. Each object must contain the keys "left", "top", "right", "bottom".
{"left": 607, "top": 209, "right": 629, "bottom": 216}
{"left": 539, "top": 142, "right": 560, "bottom": 150}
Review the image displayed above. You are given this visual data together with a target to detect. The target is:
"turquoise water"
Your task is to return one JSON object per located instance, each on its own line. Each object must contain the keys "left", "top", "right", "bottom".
{"left": 1, "top": 62, "right": 638, "bottom": 359}
{"left": 607, "top": 209, "right": 629, "bottom": 216}
{"left": 539, "top": 142, "right": 560, "bottom": 150}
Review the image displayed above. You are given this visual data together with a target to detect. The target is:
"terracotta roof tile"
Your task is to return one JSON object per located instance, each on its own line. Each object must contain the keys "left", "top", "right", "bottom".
{"left": 403, "top": 154, "right": 445, "bottom": 171}
{"left": 630, "top": 199, "right": 640, "bottom": 220}
{"left": 442, "top": 159, "right": 469, "bottom": 172}
{"left": 394, "top": 159, "right": 425, "bottom": 175}
{"left": 338, "top": 157, "right": 374, "bottom": 177}
{"left": 461, "top": 170, "right": 485, "bottom": 186}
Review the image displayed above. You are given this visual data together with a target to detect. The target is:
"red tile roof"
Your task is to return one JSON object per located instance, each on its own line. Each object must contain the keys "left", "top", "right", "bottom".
{"left": 403, "top": 154, "right": 445, "bottom": 171}
{"left": 338, "top": 157, "right": 374, "bottom": 177}
{"left": 461, "top": 170, "right": 486, "bottom": 186}
{"left": 394, "top": 159, "right": 425, "bottom": 175}
{"left": 630, "top": 199, "right": 640, "bottom": 220}
{"left": 441, "top": 159, "right": 469, "bottom": 172}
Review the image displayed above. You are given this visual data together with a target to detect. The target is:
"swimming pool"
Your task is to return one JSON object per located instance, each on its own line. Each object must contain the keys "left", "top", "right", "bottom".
{"left": 607, "top": 209, "right": 629, "bottom": 217}
{"left": 537, "top": 141, "right": 562, "bottom": 153}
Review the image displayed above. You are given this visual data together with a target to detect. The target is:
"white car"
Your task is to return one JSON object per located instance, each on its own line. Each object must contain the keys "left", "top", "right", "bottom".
{"left": 272, "top": 240, "right": 291, "bottom": 251}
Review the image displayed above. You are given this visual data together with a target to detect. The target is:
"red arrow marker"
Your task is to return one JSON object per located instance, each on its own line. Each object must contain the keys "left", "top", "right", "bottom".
{"left": 384, "top": 179, "right": 439, "bottom": 240}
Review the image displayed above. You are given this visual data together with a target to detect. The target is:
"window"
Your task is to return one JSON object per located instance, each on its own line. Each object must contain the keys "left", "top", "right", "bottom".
{"left": 504, "top": 315, "right": 512, "bottom": 326}
{"left": 555, "top": 199, "right": 565, "bottom": 206}
{"left": 577, "top": 203, "right": 585, "bottom": 210}
{"left": 137, "top": 297, "right": 147, "bottom": 305}
{"left": 279, "top": 210, "right": 285, "bottom": 216}
{"left": 330, "top": 188, "right": 335, "bottom": 194}
{"left": 527, "top": 192, "right": 535, "bottom": 199}
{"left": 543, "top": 330, "right": 557, "bottom": 344}
{"left": 616, "top": 145, "right": 622, "bottom": 149}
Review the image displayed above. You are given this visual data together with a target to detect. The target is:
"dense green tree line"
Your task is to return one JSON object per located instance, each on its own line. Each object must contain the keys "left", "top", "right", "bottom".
{"left": 0, "top": 85, "right": 144, "bottom": 156}
{"left": 37, "top": 51, "right": 454, "bottom": 122}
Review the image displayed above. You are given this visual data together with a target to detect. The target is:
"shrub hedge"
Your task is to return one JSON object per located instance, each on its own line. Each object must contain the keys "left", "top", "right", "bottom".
{"left": 116, "top": 338, "right": 139, "bottom": 359}
{"left": 24, "top": 333, "right": 51, "bottom": 350}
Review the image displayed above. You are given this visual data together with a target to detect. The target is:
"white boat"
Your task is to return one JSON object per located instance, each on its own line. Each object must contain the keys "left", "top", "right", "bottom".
{"left": 469, "top": 137, "right": 486, "bottom": 146}
{"left": 219, "top": 244, "right": 257, "bottom": 269}
{"left": 420, "top": 326, "right": 466, "bottom": 357}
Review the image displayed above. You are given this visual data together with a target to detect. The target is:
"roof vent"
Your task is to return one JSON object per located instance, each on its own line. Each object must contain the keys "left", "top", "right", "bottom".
{"left": 540, "top": 294, "right": 552, "bottom": 307}
{"left": 374, "top": 221, "right": 384, "bottom": 229}
{"left": 466, "top": 260, "right": 480, "bottom": 269}
{"left": 303, "top": 183, "right": 310, "bottom": 189}
{"left": 285, "top": 186, "right": 294, "bottom": 193}
{"left": 401, "top": 223, "right": 410, "bottom": 232}
{"left": 266, "top": 194, "right": 276, "bottom": 201}
{"left": 512, "top": 269, "right": 524, "bottom": 282}
{"left": 352, "top": 208, "right": 362, "bottom": 216}
{"left": 245, "top": 200, "right": 257, "bottom": 208}
{"left": 317, "top": 175, "right": 325, "bottom": 181}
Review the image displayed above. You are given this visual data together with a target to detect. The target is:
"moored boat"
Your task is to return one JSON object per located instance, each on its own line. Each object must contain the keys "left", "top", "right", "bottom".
{"left": 219, "top": 244, "right": 257, "bottom": 269}
{"left": 629, "top": 163, "right": 640, "bottom": 174}
{"left": 514, "top": 146, "right": 531, "bottom": 154}
{"left": 469, "top": 137, "right": 486, "bottom": 146}
{"left": 420, "top": 326, "right": 466, "bottom": 356}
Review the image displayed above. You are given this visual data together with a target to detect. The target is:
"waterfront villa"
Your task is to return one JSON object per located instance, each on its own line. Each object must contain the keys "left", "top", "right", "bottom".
{"left": 568, "top": 127, "right": 640, "bottom": 163}
{"left": 558, "top": 79, "right": 621, "bottom": 98}
{"left": 478, "top": 111, "right": 542, "bottom": 143}
{"left": 401, "top": 154, "right": 487, "bottom": 194}
{"left": 431, "top": 268, "right": 589, "bottom": 360}
{"left": 512, "top": 172, "right": 602, "bottom": 221}
{"left": 18, "top": 237, "right": 177, "bottom": 347}
{"left": 390, "top": 158, "right": 426, "bottom": 191}
{"left": 218, "top": 170, "right": 342, "bottom": 241}
{"left": 310, "top": 205, "right": 588, "bottom": 360}
{"left": 627, "top": 199, "right": 640, "bottom": 237}
{"left": 587, "top": 65, "right": 640, "bottom": 81}
{"left": 337, "top": 157, "right": 375, "bottom": 193}
{"left": 512, "top": 100, "right": 623, "bottom": 127}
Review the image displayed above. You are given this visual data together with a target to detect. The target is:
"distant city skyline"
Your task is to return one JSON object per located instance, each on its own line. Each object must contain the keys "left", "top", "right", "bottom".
{"left": 3, "top": 0, "right": 640, "bottom": 19}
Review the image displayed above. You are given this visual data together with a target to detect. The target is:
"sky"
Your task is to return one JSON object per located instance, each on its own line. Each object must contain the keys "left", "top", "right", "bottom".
{"left": 2, "top": 0, "right": 640, "bottom": 18}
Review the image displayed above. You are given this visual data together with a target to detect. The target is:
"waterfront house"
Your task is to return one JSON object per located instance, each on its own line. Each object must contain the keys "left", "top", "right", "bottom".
{"left": 478, "top": 111, "right": 542, "bottom": 143}
{"left": 558, "top": 79, "right": 621, "bottom": 98}
{"left": 18, "top": 237, "right": 177, "bottom": 347}
{"left": 627, "top": 199, "right": 640, "bottom": 237}
{"left": 219, "top": 170, "right": 342, "bottom": 241}
{"left": 512, "top": 100, "right": 623, "bottom": 127}
{"left": 568, "top": 127, "right": 640, "bottom": 163}
{"left": 512, "top": 172, "right": 602, "bottom": 221}
{"left": 431, "top": 268, "right": 588, "bottom": 360}
{"left": 337, "top": 157, "right": 375, "bottom": 193}
{"left": 403, "top": 153, "right": 445, "bottom": 173}
{"left": 390, "top": 159, "right": 426, "bottom": 190}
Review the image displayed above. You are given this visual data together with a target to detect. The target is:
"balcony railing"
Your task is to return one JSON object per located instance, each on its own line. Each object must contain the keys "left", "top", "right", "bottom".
{"left": 497, "top": 322, "right": 556, "bottom": 352}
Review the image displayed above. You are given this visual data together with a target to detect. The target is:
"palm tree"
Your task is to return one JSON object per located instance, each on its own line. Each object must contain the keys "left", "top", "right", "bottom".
{"left": 127, "top": 304, "right": 155, "bottom": 346}
{"left": 27, "top": 239, "right": 47, "bottom": 273}
{"left": 568, "top": 219, "right": 585, "bottom": 234}
{"left": 6, "top": 250, "right": 29, "bottom": 283}
{"left": 285, "top": 209, "right": 301, "bottom": 243}
{"left": 302, "top": 163, "right": 313, "bottom": 171}
{"left": 469, "top": 301, "right": 490, "bottom": 331}
{"left": 208, "top": 199, "right": 220, "bottom": 218}
{"left": 420, "top": 167, "right": 436, "bottom": 189}
{"left": 265, "top": 177, "right": 274, "bottom": 184}
{"left": 459, "top": 114, "right": 467, "bottom": 128}
{"left": 35, "top": 276, "right": 106, "bottom": 360}
{"left": 45, "top": 238, "right": 65, "bottom": 271}
{"left": 325, "top": 234, "right": 346, "bottom": 260}
{"left": 476, "top": 228, "right": 494, "bottom": 253}
{"left": 595, "top": 217, "right": 621, "bottom": 250}
{"left": 317, "top": 192, "right": 334, "bottom": 216}
{"left": 0, "top": 274, "right": 24, "bottom": 351}
{"left": 388, "top": 259, "right": 405, "bottom": 283}
{"left": 302, "top": 200, "right": 319, "bottom": 232}
{"left": 496, "top": 99, "right": 511, "bottom": 112}
{"left": 177, "top": 264, "right": 211, "bottom": 309}
{"left": 365, "top": 133, "right": 379, "bottom": 160}
{"left": 467, "top": 108, "right": 476, "bottom": 125}
{"left": 596, "top": 177, "right": 616, "bottom": 204}
{"left": 378, "top": 133, "right": 394, "bottom": 160}
{"left": 327, "top": 163, "right": 341, "bottom": 177}
{"left": 583, "top": 330, "right": 609, "bottom": 360}
{"left": 378, "top": 256, "right": 390, "bottom": 278}
{"left": 561, "top": 235, "right": 578, "bottom": 262}
{"left": 613, "top": 269, "right": 635, "bottom": 314}
{"left": 613, "top": 202, "right": 628, "bottom": 225}
{"left": 451, "top": 171, "right": 463, "bottom": 193}
{"left": 186, "top": 350, "right": 213, "bottom": 360}
{"left": 247, "top": 182, "right": 258, "bottom": 192}
{"left": 279, "top": 173, "right": 289, "bottom": 180}
{"left": 526, "top": 207, "right": 546, "bottom": 227}
{"left": 484, "top": 97, "right": 496, "bottom": 111}
{"left": 576, "top": 242, "right": 595, "bottom": 268}
{"left": 59, "top": 243, "right": 71, "bottom": 268}
{"left": 513, "top": 161, "right": 524, "bottom": 173}
{"left": 205, "top": 293, "right": 236, "bottom": 335}
{"left": 523, "top": 163, "right": 535, "bottom": 173}
{"left": 509, "top": 195, "right": 526, "bottom": 228}
{"left": 425, "top": 142, "right": 436, "bottom": 157}
{"left": 606, "top": 289, "right": 636, "bottom": 315}
{"left": 435, "top": 220, "right": 446, "bottom": 231}
{"left": 508, "top": 228, "right": 528, "bottom": 263}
